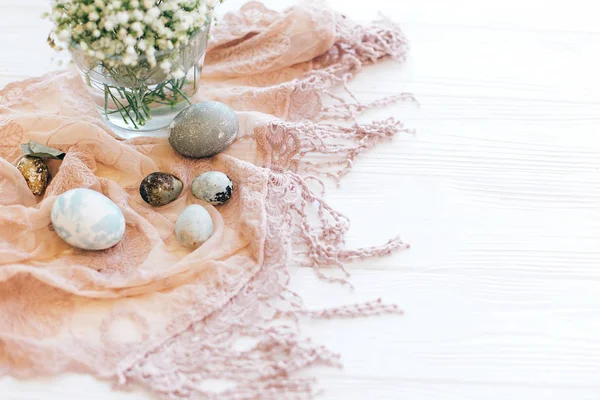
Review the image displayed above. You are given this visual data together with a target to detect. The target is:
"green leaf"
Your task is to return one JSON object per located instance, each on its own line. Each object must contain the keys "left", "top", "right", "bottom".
{"left": 21, "top": 140, "right": 65, "bottom": 160}
{"left": 21, "top": 143, "right": 32, "bottom": 154}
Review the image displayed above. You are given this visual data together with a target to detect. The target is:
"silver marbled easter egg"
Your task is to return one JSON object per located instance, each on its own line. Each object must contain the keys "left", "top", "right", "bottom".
{"left": 175, "top": 205, "right": 214, "bottom": 248}
{"left": 139, "top": 172, "right": 183, "bottom": 207}
{"left": 191, "top": 171, "right": 233, "bottom": 205}
{"left": 51, "top": 188, "right": 126, "bottom": 251}
{"left": 168, "top": 101, "right": 238, "bottom": 158}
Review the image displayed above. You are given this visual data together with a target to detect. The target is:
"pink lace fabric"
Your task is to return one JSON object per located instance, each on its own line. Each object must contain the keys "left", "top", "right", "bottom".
{"left": 0, "top": 1, "right": 410, "bottom": 398}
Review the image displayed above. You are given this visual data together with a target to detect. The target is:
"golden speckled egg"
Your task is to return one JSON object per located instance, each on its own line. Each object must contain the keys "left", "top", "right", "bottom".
{"left": 17, "top": 156, "right": 49, "bottom": 196}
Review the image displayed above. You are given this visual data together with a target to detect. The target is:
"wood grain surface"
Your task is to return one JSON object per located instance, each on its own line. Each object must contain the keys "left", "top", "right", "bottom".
{"left": 1, "top": 0, "right": 599, "bottom": 399}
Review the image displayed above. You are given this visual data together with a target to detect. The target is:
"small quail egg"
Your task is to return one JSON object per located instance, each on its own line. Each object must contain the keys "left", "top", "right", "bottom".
{"left": 17, "top": 156, "right": 49, "bottom": 196}
{"left": 175, "top": 205, "right": 214, "bottom": 248}
{"left": 191, "top": 171, "right": 233, "bottom": 205}
{"left": 140, "top": 172, "right": 183, "bottom": 207}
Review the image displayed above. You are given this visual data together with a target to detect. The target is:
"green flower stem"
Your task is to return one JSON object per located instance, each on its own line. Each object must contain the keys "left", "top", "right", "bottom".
{"left": 109, "top": 87, "right": 138, "bottom": 129}
{"left": 170, "top": 82, "right": 192, "bottom": 106}
{"left": 99, "top": 67, "right": 193, "bottom": 128}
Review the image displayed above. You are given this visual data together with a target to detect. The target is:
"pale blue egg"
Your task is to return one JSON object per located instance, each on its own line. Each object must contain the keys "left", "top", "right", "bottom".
{"left": 175, "top": 205, "right": 213, "bottom": 248}
{"left": 51, "top": 188, "right": 126, "bottom": 251}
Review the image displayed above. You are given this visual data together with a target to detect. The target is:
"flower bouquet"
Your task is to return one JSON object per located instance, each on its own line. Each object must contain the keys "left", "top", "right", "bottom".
{"left": 46, "top": 0, "right": 219, "bottom": 134}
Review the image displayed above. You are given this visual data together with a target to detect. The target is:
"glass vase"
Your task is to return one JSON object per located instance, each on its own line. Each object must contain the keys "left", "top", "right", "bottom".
{"left": 71, "top": 26, "right": 210, "bottom": 139}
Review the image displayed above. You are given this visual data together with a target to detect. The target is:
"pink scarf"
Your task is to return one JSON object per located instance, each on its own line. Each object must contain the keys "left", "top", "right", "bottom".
{"left": 0, "top": 1, "right": 410, "bottom": 398}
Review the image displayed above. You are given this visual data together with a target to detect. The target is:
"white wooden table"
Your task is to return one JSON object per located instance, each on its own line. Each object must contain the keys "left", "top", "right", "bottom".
{"left": 2, "top": 0, "right": 600, "bottom": 399}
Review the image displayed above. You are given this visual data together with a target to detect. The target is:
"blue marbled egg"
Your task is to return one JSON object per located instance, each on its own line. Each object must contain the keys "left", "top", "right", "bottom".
{"left": 51, "top": 188, "right": 126, "bottom": 251}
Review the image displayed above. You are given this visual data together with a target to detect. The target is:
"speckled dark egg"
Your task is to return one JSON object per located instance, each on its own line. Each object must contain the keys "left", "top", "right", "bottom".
{"left": 168, "top": 101, "right": 239, "bottom": 158}
{"left": 191, "top": 171, "right": 233, "bottom": 205}
{"left": 17, "top": 156, "right": 49, "bottom": 196}
{"left": 139, "top": 172, "right": 183, "bottom": 207}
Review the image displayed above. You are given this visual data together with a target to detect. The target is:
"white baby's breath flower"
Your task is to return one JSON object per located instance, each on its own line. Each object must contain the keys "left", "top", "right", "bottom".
{"left": 116, "top": 11, "right": 129, "bottom": 24}
{"left": 118, "top": 27, "right": 128, "bottom": 39}
{"left": 159, "top": 1, "right": 177, "bottom": 11}
{"left": 147, "top": 7, "right": 160, "bottom": 21}
{"left": 198, "top": 3, "right": 208, "bottom": 16}
{"left": 131, "top": 21, "right": 144, "bottom": 33}
{"left": 147, "top": 53, "right": 157, "bottom": 68}
{"left": 171, "top": 69, "right": 185, "bottom": 79}
{"left": 163, "top": 28, "right": 174, "bottom": 39}
{"left": 104, "top": 19, "right": 115, "bottom": 31}
{"left": 156, "top": 38, "right": 168, "bottom": 49}
{"left": 131, "top": 10, "right": 144, "bottom": 21}
{"left": 159, "top": 60, "right": 171, "bottom": 72}
{"left": 57, "top": 29, "right": 70, "bottom": 41}
{"left": 46, "top": 0, "right": 219, "bottom": 74}
{"left": 124, "top": 36, "right": 136, "bottom": 47}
